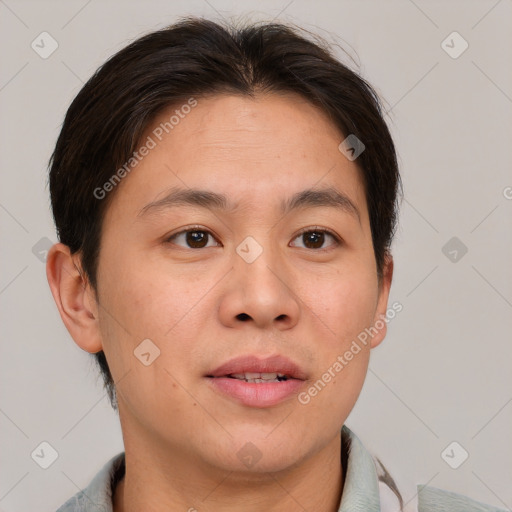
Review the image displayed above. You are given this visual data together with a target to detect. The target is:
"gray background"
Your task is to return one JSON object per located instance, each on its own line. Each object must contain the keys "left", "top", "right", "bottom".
{"left": 1, "top": 0, "right": 511, "bottom": 510}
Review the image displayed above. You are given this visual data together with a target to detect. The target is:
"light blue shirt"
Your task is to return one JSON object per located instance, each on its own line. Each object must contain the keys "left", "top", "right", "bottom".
{"left": 56, "top": 425, "right": 506, "bottom": 512}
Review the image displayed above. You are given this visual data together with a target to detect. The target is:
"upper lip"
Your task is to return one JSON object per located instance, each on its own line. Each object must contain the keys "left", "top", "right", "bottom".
{"left": 207, "top": 355, "right": 308, "bottom": 380}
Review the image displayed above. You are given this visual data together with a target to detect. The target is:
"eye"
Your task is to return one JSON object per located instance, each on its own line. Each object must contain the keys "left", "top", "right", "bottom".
{"left": 165, "top": 228, "right": 220, "bottom": 249}
{"left": 290, "top": 228, "right": 340, "bottom": 250}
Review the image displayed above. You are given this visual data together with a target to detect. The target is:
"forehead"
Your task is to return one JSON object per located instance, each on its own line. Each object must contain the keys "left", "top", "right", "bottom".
{"left": 105, "top": 92, "right": 368, "bottom": 222}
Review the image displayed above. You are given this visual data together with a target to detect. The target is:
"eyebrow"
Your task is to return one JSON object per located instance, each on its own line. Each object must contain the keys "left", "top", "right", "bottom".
{"left": 137, "top": 185, "right": 360, "bottom": 222}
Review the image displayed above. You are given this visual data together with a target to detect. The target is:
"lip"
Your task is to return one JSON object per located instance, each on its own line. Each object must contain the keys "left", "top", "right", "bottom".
{"left": 207, "top": 354, "right": 308, "bottom": 380}
{"left": 206, "top": 355, "right": 308, "bottom": 408}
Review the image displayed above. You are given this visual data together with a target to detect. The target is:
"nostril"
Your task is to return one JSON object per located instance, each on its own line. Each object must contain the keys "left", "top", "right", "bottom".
{"left": 237, "top": 313, "right": 250, "bottom": 321}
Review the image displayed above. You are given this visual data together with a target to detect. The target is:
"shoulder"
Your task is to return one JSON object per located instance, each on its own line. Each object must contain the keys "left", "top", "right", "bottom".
{"left": 55, "top": 452, "right": 125, "bottom": 512}
{"left": 373, "top": 453, "right": 508, "bottom": 512}
{"left": 342, "top": 426, "right": 507, "bottom": 512}
{"left": 416, "top": 484, "right": 508, "bottom": 512}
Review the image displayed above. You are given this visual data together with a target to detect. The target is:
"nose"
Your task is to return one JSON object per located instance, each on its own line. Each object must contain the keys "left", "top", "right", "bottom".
{"left": 218, "top": 243, "right": 300, "bottom": 331}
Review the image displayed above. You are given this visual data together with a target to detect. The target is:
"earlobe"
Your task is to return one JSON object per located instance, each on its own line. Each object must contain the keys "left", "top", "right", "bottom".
{"left": 46, "top": 243, "right": 103, "bottom": 354}
{"left": 370, "top": 252, "right": 394, "bottom": 349}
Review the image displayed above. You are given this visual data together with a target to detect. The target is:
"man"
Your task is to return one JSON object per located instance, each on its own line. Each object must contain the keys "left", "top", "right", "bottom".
{"left": 46, "top": 16, "right": 504, "bottom": 512}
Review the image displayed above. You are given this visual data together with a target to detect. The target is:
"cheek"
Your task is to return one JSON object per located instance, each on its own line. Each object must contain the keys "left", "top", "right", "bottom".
{"left": 98, "top": 248, "right": 202, "bottom": 339}
{"left": 96, "top": 262, "right": 207, "bottom": 431}
{"left": 293, "top": 262, "right": 376, "bottom": 414}
{"left": 300, "top": 265, "right": 378, "bottom": 348}
{"left": 96, "top": 253, "right": 213, "bottom": 390}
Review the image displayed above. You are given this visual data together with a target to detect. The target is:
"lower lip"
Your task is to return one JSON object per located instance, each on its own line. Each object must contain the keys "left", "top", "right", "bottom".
{"left": 208, "top": 377, "right": 304, "bottom": 407}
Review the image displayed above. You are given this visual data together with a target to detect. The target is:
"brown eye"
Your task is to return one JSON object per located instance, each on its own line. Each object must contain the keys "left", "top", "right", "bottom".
{"left": 291, "top": 229, "right": 339, "bottom": 250}
{"left": 186, "top": 230, "right": 208, "bottom": 248}
{"left": 303, "top": 231, "right": 325, "bottom": 249}
{"left": 167, "top": 229, "right": 219, "bottom": 249}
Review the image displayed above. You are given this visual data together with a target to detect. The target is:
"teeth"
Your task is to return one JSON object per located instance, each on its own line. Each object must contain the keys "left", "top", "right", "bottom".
{"left": 229, "top": 372, "right": 288, "bottom": 382}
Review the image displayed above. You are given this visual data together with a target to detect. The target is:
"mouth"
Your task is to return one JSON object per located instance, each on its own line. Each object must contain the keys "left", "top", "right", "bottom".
{"left": 206, "top": 355, "right": 307, "bottom": 407}
{"left": 222, "top": 372, "right": 291, "bottom": 383}
{"left": 207, "top": 354, "right": 307, "bottom": 380}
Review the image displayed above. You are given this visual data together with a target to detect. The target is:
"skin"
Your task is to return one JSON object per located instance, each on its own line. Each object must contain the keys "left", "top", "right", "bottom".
{"left": 47, "top": 92, "right": 393, "bottom": 512}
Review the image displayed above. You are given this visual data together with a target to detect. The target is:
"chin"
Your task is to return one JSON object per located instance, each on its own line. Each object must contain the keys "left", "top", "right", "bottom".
{"left": 205, "top": 430, "right": 309, "bottom": 475}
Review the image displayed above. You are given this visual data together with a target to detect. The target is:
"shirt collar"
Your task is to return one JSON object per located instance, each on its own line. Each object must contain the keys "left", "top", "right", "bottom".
{"left": 338, "top": 425, "right": 381, "bottom": 511}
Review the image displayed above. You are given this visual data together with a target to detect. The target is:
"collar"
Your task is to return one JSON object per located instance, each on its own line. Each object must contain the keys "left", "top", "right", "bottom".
{"left": 338, "top": 425, "right": 381, "bottom": 511}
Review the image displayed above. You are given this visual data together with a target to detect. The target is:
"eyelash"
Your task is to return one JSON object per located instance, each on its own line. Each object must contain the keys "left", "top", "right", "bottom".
{"left": 165, "top": 225, "right": 342, "bottom": 251}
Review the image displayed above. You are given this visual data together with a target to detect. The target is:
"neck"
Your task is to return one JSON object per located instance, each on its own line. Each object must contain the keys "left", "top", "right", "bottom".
{"left": 113, "top": 421, "right": 344, "bottom": 512}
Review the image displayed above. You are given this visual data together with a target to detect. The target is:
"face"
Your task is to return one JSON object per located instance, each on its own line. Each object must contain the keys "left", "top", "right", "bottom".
{"left": 83, "top": 93, "right": 392, "bottom": 473}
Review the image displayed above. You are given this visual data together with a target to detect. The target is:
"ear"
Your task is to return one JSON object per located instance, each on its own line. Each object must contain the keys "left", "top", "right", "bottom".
{"left": 370, "top": 252, "right": 394, "bottom": 349}
{"left": 46, "top": 243, "right": 103, "bottom": 353}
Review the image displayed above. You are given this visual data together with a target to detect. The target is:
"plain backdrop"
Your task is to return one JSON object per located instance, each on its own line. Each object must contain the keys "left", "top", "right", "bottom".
{"left": 1, "top": 1, "right": 511, "bottom": 511}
